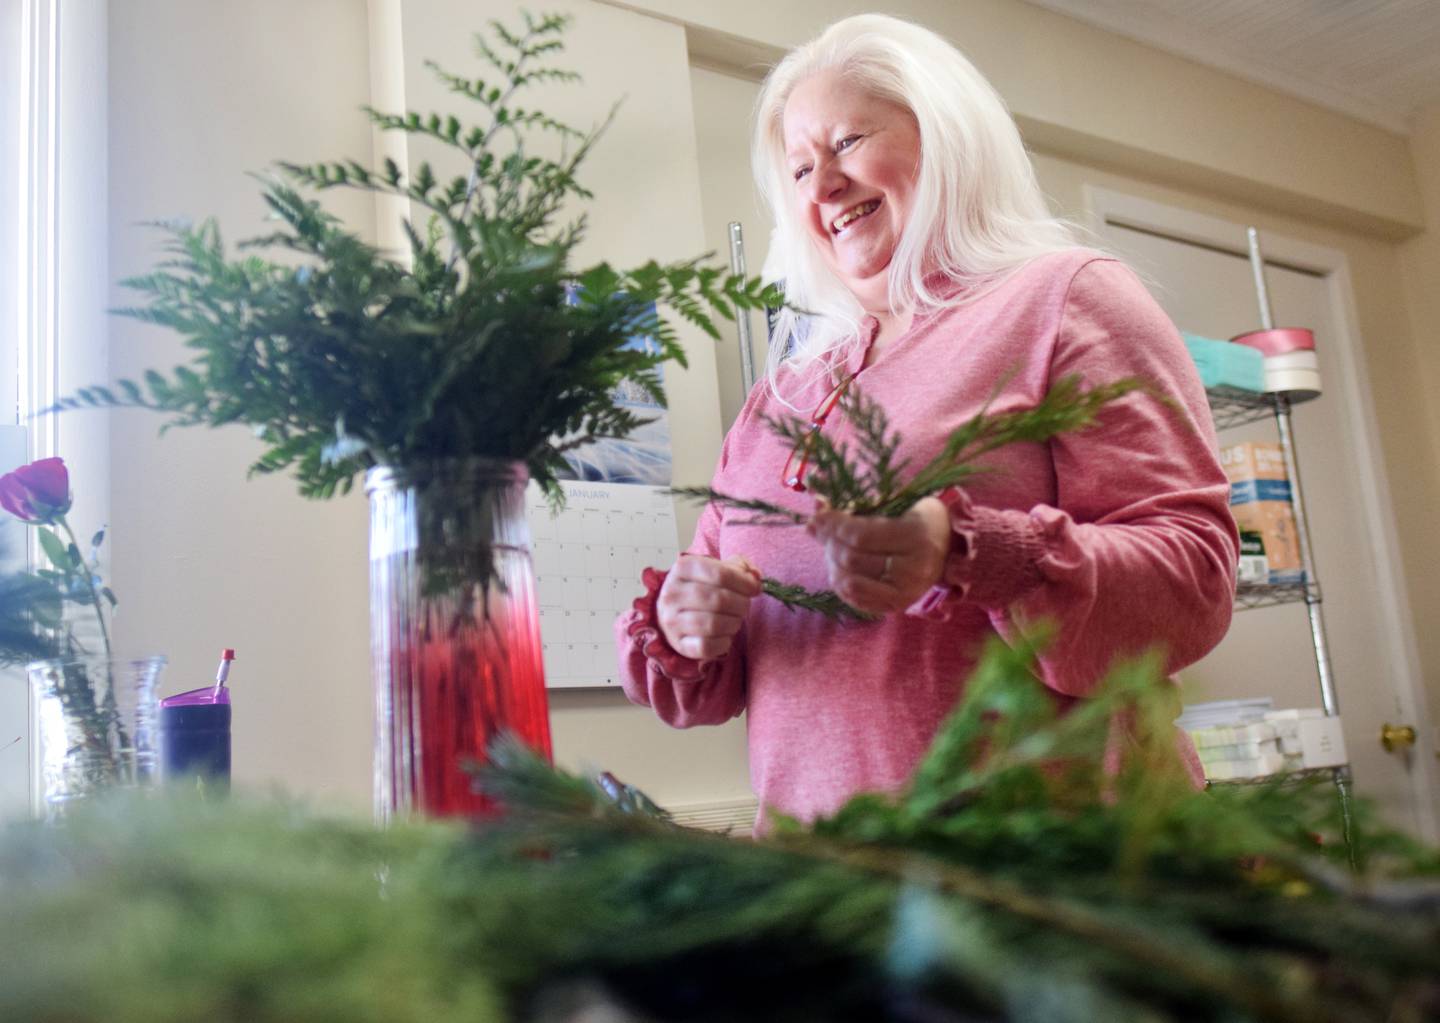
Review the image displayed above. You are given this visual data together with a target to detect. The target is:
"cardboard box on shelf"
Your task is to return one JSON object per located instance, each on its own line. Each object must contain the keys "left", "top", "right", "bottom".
{"left": 1236, "top": 529, "right": 1269, "bottom": 584}
{"left": 1221, "top": 442, "right": 1304, "bottom": 584}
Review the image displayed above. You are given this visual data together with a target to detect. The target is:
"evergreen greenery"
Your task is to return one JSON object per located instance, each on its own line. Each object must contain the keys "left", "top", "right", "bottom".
{"left": 676, "top": 376, "right": 1147, "bottom": 616}
{"left": 0, "top": 564, "right": 60, "bottom": 668}
{"left": 760, "top": 577, "right": 877, "bottom": 621}
{"left": 55, "top": 13, "right": 775, "bottom": 500}
{"left": 3, "top": 637, "right": 1436, "bottom": 1022}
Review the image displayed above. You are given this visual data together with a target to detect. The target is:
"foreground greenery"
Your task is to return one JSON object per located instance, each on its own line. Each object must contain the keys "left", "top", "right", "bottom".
{"left": 3, "top": 638, "right": 1438, "bottom": 1022}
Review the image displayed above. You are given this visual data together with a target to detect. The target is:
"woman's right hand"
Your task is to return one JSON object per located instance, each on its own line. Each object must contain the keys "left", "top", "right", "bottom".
{"left": 657, "top": 555, "right": 762, "bottom": 662}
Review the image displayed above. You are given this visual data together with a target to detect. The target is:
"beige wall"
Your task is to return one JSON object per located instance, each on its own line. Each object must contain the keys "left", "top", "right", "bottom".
{"left": 108, "top": 1, "right": 378, "bottom": 809}
{"left": 1401, "top": 103, "right": 1440, "bottom": 442}
{"left": 1398, "top": 102, "right": 1440, "bottom": 749}
{"left": 616, "top": 0, "right": 1424, "bottom": 237}
{"left": 690, "top": 64, "right": 772, "bottom": 427}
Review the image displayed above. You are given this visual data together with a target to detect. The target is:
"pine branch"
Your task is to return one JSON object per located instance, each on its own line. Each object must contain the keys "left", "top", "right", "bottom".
{"left": 667, "top": 486, "right": 804, "bottom": 526}
{"left": 879, "top": 375, "right": 1154, "bottom": 517}
{"left": 664, "top": 489, "right": 863, "bottom": 617}
{"left": 688, "top": 377, "right": 1150, "bottom": 529}
{"left": 0, "top": 569, "right": 61, "bottom": 667}
{"left": 674, "top": 377, "right": 1149, "bottom": 617}
{"left": 5, "top": 639, "right": 1440, "bottom": 1022}
{"left": 761, "top": 578, "right": 876, "bottom": 621}
{"left": 837, "top": 376, "right": 1150, "bottom": 518}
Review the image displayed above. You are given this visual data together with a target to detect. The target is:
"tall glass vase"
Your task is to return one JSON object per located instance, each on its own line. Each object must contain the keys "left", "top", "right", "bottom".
{"left": 366, "top": 459, "right": 553, "bottom": 821}
{"left": 26, "top": 655, "right": 165, "bottom": 818}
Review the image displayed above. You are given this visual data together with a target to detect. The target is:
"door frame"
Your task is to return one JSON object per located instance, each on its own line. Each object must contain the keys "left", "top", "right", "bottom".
{"left": 1083, "top": 185, "right": 1440, "bottom": 840}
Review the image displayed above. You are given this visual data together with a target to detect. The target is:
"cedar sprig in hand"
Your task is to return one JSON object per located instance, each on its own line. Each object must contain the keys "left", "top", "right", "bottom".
{"left": 675, "top": 374, "right": 1150, "bottom": 617}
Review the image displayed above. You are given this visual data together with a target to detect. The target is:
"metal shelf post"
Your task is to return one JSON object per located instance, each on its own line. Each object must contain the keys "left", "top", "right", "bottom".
{"left": 727, "top": 222, "right": 757, "bottom": 394}
{"left": 1244, "top": 227, "right": 1356, "bottom": 863}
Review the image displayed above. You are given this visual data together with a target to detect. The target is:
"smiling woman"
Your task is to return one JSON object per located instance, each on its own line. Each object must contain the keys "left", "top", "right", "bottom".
{"left": 781, "top": 71, "right": 922, "bottom": 314}
{"left": 616, "top": 13, "right": 1240, "bottom": 827}
{"left": 753, "top": 14, "right": 1081, "bottom": 382}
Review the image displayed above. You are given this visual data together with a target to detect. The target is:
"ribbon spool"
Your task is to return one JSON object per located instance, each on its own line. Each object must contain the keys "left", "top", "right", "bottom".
{"left": 1230, "top": 328, "right": 1321, "bottom": 399}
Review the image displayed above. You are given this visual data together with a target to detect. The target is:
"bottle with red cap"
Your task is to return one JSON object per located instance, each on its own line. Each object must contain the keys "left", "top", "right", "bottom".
{"left": 159, "top": 649, "right": 235, "bottom": 790}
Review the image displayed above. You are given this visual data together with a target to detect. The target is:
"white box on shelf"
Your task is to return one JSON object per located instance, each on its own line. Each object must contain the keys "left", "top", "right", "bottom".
{"left": 1295, "top": 715, "right": 1348, "bottom": 768}
{"left": 1185, "top": 721, "right": 1278, "bottom": 748}
{"left": 1195, "top": 738, "right": 1281, "bottom": 762}
{"left": 1202, "top": 751, "right": 1288, "bottom": 781}
{"left": 1263, "top": 708, "right": 1345, "bottom": 768}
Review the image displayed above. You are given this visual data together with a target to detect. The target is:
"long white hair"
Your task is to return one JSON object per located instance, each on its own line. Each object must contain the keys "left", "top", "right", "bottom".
{"left": 753, "top": 14, "right": 1083, "bottom": 393}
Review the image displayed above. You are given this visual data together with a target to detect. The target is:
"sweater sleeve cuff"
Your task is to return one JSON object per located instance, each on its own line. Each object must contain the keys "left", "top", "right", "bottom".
{"left": 908, "top": 488, "right": 1047, "bottom": 618}
{"left": 624, "top": 567, "right": 707, "bottom": 682}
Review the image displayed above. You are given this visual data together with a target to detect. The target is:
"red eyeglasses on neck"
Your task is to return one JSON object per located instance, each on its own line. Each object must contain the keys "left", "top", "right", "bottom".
{"left": 780, "top": 371, "right": 854, "bottom": 493}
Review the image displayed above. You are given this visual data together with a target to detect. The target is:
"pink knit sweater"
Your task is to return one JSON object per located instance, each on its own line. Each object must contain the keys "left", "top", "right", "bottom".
{"left": 616, "top": 251, "right": 1237, "bottom": 823}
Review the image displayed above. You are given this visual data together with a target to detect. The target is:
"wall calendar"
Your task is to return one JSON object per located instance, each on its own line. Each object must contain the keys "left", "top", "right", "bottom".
{"left": 526, "top": 480, "right": 680, "bottom": 689}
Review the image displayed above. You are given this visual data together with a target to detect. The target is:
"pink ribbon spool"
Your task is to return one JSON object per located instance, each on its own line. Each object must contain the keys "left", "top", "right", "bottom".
{"left": 1230, "top": 327, "right": 1315, "bottom": 356}
{"left": 1231, "top": 327, "right": 1321, "bottom": 399}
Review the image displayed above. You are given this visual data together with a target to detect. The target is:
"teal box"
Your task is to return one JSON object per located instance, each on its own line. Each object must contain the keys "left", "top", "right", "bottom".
{"left": 1182, "top": 332, "right": 1265, "bottom": 392}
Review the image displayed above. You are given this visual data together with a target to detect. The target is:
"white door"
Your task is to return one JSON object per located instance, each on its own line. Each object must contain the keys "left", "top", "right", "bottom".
{"left": 1090, "top": 191, "right": 1437, "bottom": 836}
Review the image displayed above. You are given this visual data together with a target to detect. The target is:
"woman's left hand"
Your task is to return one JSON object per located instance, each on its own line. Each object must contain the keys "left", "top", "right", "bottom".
{"left": 807, "top": 496, "right": 953, "bottom": 614}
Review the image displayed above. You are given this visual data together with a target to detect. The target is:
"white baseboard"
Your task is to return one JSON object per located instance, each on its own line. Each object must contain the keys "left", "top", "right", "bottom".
{"left": 666, "top": 796, "right": 758, "bottom": 834}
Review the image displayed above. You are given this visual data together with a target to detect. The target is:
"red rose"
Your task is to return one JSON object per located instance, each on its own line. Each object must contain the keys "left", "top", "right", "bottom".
{"left": 0, "top": 457, "right": 72, "bottom": 524}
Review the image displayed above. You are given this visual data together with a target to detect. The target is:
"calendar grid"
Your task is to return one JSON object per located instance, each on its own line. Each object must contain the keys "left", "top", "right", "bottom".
{"left": 526, "top": 481, "right": 680, "bottom": 688}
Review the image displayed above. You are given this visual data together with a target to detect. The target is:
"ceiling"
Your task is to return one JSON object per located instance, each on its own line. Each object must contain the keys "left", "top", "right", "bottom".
{"left": 1021, "top": 0, "right": 1440, "bottom": 134}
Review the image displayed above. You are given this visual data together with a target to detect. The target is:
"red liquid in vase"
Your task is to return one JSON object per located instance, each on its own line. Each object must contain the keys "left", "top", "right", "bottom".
{"left": 367, "top": 460, "right": 553, "bottom": 821}
{"left": 385, "top": 595, "right": 552, "bottom": 818}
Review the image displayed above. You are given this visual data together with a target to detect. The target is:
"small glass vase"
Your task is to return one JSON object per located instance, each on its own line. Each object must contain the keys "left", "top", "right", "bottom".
{"left": 366, "top": 458, "right": 553, "bottom": 821}
{"left": 25, "top": 655, "right": 165, "bottom": 818}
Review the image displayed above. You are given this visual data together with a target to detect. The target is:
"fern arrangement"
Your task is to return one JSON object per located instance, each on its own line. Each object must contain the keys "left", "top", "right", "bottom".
{"left": 59, "top": 13, "right": 774, "bottom": 501}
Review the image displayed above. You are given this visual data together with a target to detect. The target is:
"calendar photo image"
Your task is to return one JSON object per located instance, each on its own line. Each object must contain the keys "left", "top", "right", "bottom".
{"left": 554, "top": 291, "right": 673, "bottom": 488}
{"left": 526, "top": 480, "right": 679, "bottom": 688}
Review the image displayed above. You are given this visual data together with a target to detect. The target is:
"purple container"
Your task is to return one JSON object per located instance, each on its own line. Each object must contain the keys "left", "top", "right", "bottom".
{"left": 159, "top": 685, "right": 231, "bottom": 789}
